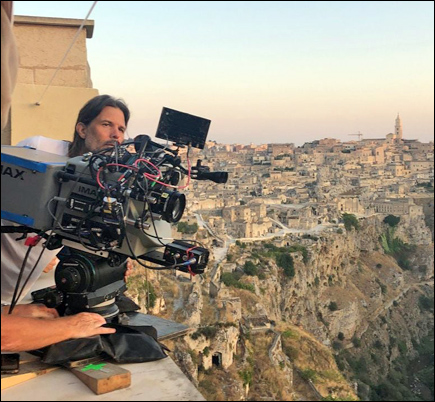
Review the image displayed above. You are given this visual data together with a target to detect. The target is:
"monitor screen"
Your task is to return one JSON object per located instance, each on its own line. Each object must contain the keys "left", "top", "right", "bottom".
{"left": 155, "top": 107, "right": 211, "bottom": 149}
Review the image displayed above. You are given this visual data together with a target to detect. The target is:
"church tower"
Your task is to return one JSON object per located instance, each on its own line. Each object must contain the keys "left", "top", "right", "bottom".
{"left": 395, "top": 114, "right": 403, "bottom": 141}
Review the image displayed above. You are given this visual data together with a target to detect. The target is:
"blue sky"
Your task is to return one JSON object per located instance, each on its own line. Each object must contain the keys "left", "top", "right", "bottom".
{"left": 14, "top": 1, "right": 434, "bottom": 145}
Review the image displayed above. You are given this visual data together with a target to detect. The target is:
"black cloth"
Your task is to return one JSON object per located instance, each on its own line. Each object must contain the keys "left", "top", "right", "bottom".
{"left": 40, "top": 324, "right": 168, "bottom": 365}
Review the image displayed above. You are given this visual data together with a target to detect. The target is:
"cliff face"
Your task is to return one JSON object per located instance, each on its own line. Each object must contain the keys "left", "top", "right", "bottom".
{"left": 211, "top": 214, "right": 433, "bottom": 400}
{"left": 223, "top": 215, "right": 433, "bottom": 345}
{"left": 127, "top": 212, "right": 433, "bottom": 400}
{"left": 413, "top": 196, "right": 435, "bottom": 240}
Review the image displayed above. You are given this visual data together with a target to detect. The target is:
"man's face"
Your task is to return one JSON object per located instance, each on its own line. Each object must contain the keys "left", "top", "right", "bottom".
{"left": 76, "top": 106, "right": 126, "bottom": 152}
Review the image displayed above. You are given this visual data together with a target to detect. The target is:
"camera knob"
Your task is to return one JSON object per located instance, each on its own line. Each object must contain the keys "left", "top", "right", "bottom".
{"left": 57, "top": 267, "right": 81, "bottom": 292}
{"left": 44, "top": 290, "right": 64, "bottom": 309}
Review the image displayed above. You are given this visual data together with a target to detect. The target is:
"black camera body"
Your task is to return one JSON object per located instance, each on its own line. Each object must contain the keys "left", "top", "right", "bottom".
{"left": 1, "top": 108, "right": 228, "bottom": 319}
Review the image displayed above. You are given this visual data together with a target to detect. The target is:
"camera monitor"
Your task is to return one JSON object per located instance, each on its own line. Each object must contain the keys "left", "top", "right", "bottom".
{"left": 156, "top": 107, "right": 211, "bottom": 149}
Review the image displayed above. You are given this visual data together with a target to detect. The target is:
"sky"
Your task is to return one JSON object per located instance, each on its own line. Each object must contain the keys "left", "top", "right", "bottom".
{"left": 14, "top": 1, "right": 434, "bottom": 145}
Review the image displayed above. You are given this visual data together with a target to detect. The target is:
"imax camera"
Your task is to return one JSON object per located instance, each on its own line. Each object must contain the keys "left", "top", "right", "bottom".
{"left": 1, "top": 108, "right": 228, "bottom": 319}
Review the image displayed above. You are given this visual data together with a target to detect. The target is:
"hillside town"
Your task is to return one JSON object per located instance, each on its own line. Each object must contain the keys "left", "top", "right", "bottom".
{"left": 155, "top": 115, "right": 434, "bottom": 401}
{"left": 181, "top": 115, "right": 434, "bottom": 241}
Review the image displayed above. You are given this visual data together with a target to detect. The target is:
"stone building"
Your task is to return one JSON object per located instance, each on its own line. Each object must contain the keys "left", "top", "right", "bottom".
{"left": 372, "top": 198, "right": 423, "bottom": 217}
{"left": 3, "top": 16, "right": 98, "bottom": 145}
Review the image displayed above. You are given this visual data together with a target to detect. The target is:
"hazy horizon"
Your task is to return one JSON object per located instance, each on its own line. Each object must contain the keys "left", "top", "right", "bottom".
{"left": 13, "top": 1, "right": 434, "bottom": 146}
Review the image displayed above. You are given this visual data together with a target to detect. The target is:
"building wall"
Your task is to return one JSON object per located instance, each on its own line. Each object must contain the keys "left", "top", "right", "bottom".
{"left": 4, "top": 16, "right": 99, "bottom": 145}
{"left": 338, "top": 197, "right": 364, "bottom": 214}
{"left": 410, "top": 161, "right": 434, "bottom": 173}
{"left": 373, "top": 199, "right": 416, "bottom": 215}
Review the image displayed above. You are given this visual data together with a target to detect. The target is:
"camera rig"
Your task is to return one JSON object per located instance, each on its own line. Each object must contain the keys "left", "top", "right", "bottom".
{"left": 1, "top": 108, "right": 228, "bottom": 319}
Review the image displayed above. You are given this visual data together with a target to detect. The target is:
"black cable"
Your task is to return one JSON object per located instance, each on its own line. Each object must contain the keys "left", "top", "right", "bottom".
{"left": 9, "top": 245, "right": 34, "bottom": 314}
{"left": 138, "top": 173, "right": 168, "bottom": 247}
{"left": 11, "top": 160, "right": 98, "bottom": 306}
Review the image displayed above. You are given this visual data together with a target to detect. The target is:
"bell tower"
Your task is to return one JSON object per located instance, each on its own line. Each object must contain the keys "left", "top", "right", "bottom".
{"left": 395, "top": 114, "right": 403, "bottom": 141}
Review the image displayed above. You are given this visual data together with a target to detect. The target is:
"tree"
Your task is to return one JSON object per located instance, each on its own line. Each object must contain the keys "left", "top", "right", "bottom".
{"left": 276, "top": 253, "right": 295, "bottom": 278}
{"left": 383, "top": 215, "right": 401, "bottom": 228}
{"left": 342, "top": 213, "right": 360, "bottom": 231}
{"left": 243, "top": 261, "right": 258, "bottom": 276}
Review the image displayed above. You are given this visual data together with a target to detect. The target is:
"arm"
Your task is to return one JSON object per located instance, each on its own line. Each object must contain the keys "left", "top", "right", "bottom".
{"left": 1, "top": 311, "right": 116, "bottom": 352}
{"left": 3, "top": 304, "right": 59, "bottom": 319}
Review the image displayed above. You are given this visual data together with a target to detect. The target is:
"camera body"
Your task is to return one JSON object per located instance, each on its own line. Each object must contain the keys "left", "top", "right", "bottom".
{"left": 1, "top": 108, "right": 228, "bottom": 318}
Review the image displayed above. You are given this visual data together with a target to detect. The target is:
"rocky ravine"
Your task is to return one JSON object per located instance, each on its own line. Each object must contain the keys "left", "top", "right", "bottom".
{"left": 127, "top": 213, "right": 434, "bottom": 401}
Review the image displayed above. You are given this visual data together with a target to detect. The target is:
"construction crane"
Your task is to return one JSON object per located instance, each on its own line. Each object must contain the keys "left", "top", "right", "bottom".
{"left": 348, "top": 131, "right": 363, "bottom": 141}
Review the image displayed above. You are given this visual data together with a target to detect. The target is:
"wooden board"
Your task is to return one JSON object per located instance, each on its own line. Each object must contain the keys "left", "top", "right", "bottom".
{"left": 1, "top": 355, "right": 59, "bottom": 391}
{"left": 69, "top": 362, "right": 131, "bottom": 395}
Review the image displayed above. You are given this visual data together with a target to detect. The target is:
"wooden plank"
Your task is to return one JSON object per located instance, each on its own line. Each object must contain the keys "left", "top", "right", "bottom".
{"left": 69, "top": 362, "right": 131, "bottom": 395}
{"left": 1, "top": 360, "right": 59, "bottom": 390}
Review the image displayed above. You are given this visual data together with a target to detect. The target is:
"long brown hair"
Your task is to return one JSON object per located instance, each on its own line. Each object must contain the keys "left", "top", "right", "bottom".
{"left": 68, "top": 95, "right": 130, "bottom": 157}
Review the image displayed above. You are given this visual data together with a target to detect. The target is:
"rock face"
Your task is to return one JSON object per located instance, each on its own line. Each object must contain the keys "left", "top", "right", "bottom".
{"left": 184, "top": 280, "right": 203, "bottom": 327}
{"left": 224, "top": 215, "right": 434, "bottom": 346}
{"left": 216, "top": 297, "right": 242, "bottom": 323}
{"left": 184, "top": 325, "right": 240, "bottom": 370}
{"left": 413, "top": 196, "right": 435, "bottom": 240}
{"left": 206, "top": 214, "right": 433, "bottom": 394}
{"left": 136, "top": 212, "right": 433, "bottom": 400}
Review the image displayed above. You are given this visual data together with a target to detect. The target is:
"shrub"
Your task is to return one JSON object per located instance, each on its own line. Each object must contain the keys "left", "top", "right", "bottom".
{"left": 283, "top": 345, "right": 299, "bottom": 360}
{"left": 419, "top": 295, "right": 434, "bottom": 311}
{"left": 419, "top": 265, "right": 428, "bottom": 274}
{"left": 352, "top": 337, "right": 361, "bottom": 348}
{"left": 376, "top": 279, "right": 387, "bottom": 295}
{"left": 197, "top": 326, "right": 218, "bottom": 339}
{"left": 243, "top": 261, "right": 258, "bottom": 276}
{"left": 177, "top": 222, "right": 198, "bottom": 234}
{"left": 338, "top": 332, "right": 345, "bottom": 341}
{"left": 143, "top": 280, "right": 157, "bottom": 308}
{"left": 398, "top": 258, "right": 412, "bottom": 270}
{"left": 383, "top": 215, "right": 401, "bottom": 227}
{"left": 282, "top": 330, "right": 299, "bottom": 339}
{"left": 300, "top": 368, "right": 317, "bottom": 382}
{"left": 239, "top": 369, "right": 253, "bottom": 386}
{"left": 276, "top": 253, "right": 295, "bottom": 278}
{"left": 220, "top": 272, "right": 255, "bottom": 292}
{"left": 332, "top": 341, "right": 343, "bottom": 351}
{"left": 373, "top": 340, "right": 383, "bottom": 349}
{"left": 376, "top": 263, "right": 383, "bottom": 269}
{"left": 329, "top": 302, "right": 339, "bottom": 311}
{"left": 342, "top": 213, "right": 360, "bottom": 231}
{"left": 397, "top": 341, "right": 407, "bottom": 355}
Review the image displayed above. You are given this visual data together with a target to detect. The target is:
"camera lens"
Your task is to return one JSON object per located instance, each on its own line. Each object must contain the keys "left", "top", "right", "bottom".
{"left": 171, "top": 196, "right": 184, "bottom": 222}
{"left": 151, "top": 190, "right": 186, "bottom": 223}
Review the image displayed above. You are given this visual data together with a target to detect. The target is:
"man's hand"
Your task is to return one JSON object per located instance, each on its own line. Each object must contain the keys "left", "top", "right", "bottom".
{"left": 62, "top": 313, "right": 116, "bottom": 339}
{"left": 6, "top": 304, "right": 59, "bottom": 319}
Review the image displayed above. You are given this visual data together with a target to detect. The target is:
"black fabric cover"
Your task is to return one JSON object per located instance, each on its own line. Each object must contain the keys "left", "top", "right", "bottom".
{"left": 40, "top": 324, "right": 168, "bottom": 365}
